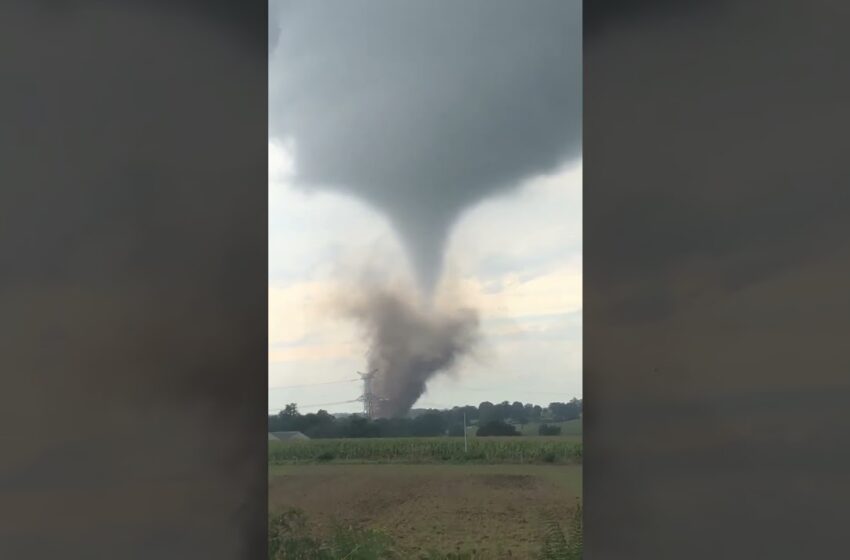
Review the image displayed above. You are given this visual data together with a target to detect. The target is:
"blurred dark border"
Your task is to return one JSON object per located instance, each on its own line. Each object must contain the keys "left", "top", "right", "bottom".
{"left": 0, "top": 2, "right": 267, "bottom": 558}
{"left": 585, "top": 0, "right": 850, "bottom": 558}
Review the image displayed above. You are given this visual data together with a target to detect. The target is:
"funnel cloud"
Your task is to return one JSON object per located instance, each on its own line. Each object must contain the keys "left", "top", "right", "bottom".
{"left": 270, "top": 0, "right": 581, "bottom": 415}
{"left": 270, "top": 0, "right": 581, "bottom": 293}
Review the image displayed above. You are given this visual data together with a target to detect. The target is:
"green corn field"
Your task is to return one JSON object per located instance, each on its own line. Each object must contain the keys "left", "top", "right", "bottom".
{"left": 268, "top": 437, "right": 582, "bottom": 465}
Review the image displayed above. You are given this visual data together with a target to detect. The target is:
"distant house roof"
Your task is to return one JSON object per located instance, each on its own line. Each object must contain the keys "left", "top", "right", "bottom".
{"left": 269, "top": 431, "right": 310, "bottom": 441}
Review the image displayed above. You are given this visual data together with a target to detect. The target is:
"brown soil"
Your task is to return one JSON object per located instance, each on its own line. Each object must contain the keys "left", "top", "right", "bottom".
{"left": 268, "top": 464, "right": 581, "bottom": 559}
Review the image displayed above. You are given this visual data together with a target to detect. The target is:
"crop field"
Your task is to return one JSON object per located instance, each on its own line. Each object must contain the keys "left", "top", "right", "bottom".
{"left": 268, "top": 463, "right": 582, "bottom": 559}
{"left": 268, "top": 434, "right": 582, "bottom": 558}
{"left": 268, "top": 436, "right": 582, "bottom": 465}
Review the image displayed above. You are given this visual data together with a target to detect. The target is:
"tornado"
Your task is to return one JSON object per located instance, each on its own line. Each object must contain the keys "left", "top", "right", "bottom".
{"left": 270, "top": 0, "right": 581, "bottom": 416}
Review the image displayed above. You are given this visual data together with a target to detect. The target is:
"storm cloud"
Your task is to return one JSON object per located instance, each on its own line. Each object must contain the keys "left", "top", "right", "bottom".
{"left": 269, "top": 0, "right": 581, "bottom": 295}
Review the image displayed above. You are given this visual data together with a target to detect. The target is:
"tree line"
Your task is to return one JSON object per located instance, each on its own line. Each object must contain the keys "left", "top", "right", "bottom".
{"left": 268, "top": 398, "right": 582, "bottom": 439}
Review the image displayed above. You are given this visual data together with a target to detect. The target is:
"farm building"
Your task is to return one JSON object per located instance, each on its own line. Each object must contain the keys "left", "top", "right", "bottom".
{"left": 269, "top": 431, "right": 310, "bottom": 442}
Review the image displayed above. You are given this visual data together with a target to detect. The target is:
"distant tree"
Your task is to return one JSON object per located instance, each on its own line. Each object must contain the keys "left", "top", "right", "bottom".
{"left": 446, "top": 406, "right": 464, "bottom": 426}
{"left": 538, "top": 423, "right": 562, "bottom": 436}
{"left": 341, "top": 416, "right": 380, "bottom": 438}
{"left": 411, "top": 412, "right": 447, "bottom": 436}
{"left": 268, "top": 415, "right": 281, "bottom": 432}
{"left": 511, "top": 401, "right": 529, "bottom": 424}
{"left": 478, "top": 401, "right": 496, "bottom": 424}
{"left": 267, "top": 397, "right": 582, "bottom": 439}
{"left": 269, "top": 403, "right": 302, "bottom": 432}
{"left": 476, "top": 420, "right": 520, "bottom": 437}
{"left": 495, "top": 401, "right": 512, "bottom": 422}
{"left": 373, "top": 417, "right": 412, "bottom": 438}
{"left": 532, "top": 404, "right": 544, "bottom": 422}
{"left": 549, "top": 401, "right": 581, "bottom": 422}
{"left": 299, "top": 409, "right": 336, "bottom": 438}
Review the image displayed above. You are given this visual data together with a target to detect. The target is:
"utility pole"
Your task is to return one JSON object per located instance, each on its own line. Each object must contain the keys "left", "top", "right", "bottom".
{"left": 463, "top": 410, "right": 468, "bottom": 453}
{"left": 357, "top": 369, "right": 378, "bottom": 419}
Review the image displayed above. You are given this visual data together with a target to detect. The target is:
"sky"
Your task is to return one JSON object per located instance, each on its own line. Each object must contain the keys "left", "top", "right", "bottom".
{"left": 269, "top": 142, "right": 581, "bottom": 414}
{"left": 268, "top": 0, "right": 582, "bottom": 415}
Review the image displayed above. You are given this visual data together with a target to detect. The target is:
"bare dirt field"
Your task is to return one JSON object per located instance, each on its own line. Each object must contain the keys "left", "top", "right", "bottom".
{"left": 268, "top": 463, "right": 582, "bottom": 559}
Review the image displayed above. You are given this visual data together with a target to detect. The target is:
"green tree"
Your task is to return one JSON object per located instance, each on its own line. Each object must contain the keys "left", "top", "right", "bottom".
{"left": 511, "top": 401, "right": 529, "bottom": 424}
{"left": 548, "top": 401, "right": 580, "bottom": 422}
{"left": 478, "top": 401, "right": 496, "bottom": 424}
{"left": 411, "top": 412, "right": 446, "bottom": 436}
{"left": 280, "top": 403, "right": 299, "bottom": 418}
{"left": 476, "top": 420, "right": 520, "bottom": 436}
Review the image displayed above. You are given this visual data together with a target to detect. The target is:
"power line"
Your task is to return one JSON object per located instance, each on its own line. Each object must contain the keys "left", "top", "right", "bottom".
{"left": 268, "top": 379, "right": 577, "bottom": 396}
{"left": 417, "top": 401, "right": 452, "bottom": 409}
{"left": 268, "top": 378, "right": 359, "bottom": 391}
{"left": 268, "top": 386, "right": 581, "bottom": 414}
{"left": 451, "top": 386, "right": 580, "bottom": 397}
{"left": 268, "top": 398, "right": 360, "bottom": 413}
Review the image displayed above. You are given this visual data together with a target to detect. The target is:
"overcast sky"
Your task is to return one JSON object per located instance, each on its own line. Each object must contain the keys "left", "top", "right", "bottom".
{"left": 269, "top": 143, "right": 581, "bottom": 413}
{"left": 268, "top": 1, "right": 581, "bottom": 414}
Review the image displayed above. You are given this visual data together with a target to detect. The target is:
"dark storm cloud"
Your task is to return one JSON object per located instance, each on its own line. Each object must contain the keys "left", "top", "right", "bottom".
{"left": 268, "top": 0, "right": 281, "bottom": 52}
{"left": 269, "top": 0, "right": 581, "bottom": 295}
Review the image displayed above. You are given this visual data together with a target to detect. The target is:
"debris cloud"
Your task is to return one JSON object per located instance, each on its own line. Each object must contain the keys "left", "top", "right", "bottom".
{"left": 336, "top": 283, "right": 479, "bottom": 418}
